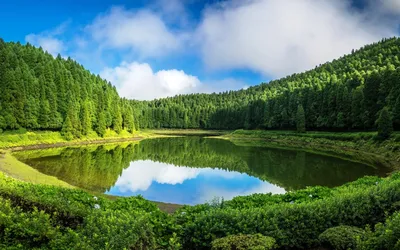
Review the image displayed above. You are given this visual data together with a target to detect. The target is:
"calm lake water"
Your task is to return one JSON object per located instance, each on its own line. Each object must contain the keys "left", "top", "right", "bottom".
{"left": 15, "top": 137, "right": 389, "bottom": 205}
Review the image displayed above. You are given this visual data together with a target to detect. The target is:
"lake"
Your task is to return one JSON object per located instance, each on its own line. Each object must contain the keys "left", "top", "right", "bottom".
{"left": 15, "top": 137, "right": 390, "bottom": 205}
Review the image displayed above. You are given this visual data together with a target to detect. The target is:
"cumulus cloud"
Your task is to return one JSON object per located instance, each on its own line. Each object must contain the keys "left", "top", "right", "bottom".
{"left": 25, "top": 22, "right": 70, "bottom": 57}
{"left": 377, "top": 0, "right": 400, "bottom": 14}
{"left": 25, "top": 35, "right": 64, "bottom": 56}
{"left": 112, "top": 160, "right": 285, "bottom": 203}
{"left": 198, "top": 182, "right": 286, "bottom": 204}
{"left": 196, "top": 0, "right": 398, "bottom": 78}
{"left": 100, "top": 61, "right": 202, "bottom": 100}
{"left": 114, "top": 160, "right": 201, "bottom": 192}
{"left": 86, "top": 6, "right": 187, "bottom": 58}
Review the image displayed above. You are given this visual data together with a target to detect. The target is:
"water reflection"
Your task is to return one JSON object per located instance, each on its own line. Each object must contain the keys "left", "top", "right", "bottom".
{"left": 107, "top": 160, "right": 285, "bottom": 204}
{"left": 15, "top": 137, "right": 389, "bottom": 205}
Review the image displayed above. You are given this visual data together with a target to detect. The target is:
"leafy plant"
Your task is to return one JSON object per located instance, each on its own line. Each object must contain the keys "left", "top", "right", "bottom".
{"left": 319, "top": 225, "right": 365, "bottom": 250}
{"left": 211, "top": 234, "right": 276, "bottom": 250}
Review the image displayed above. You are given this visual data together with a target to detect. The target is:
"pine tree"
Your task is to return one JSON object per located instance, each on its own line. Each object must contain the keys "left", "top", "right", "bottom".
{"left": 377, "top": 107, "right": 393, "bottom": 139}
{"left": 113, "top": 104, "right": 123, "bottom": 134}
{"left": 296, "top": 104, "right": 306, "bottom": 133}
{"left": 96, "top": 111, "right": 106, "bottom": 137}
{"left": 393, "top": 95, "right": 400, "bottom": 130}
{"left": 351, "top": 88, "right": 364, "bottom": 129}
{"left": 61, "top": 116, "right": 74, "bottom": 141}
{"left": 81, "top": 100, "right": 92, "bottom": 136}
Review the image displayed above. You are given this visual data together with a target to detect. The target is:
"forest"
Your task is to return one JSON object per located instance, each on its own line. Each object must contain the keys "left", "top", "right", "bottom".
{"left": 134, "top": 37, "right": 400, "bottom": 135}
{"left": 1, "top": 38, "right": 400, "bottom": 137}
{"left": 0, "top": 39, "right": 137, "bottom": 139}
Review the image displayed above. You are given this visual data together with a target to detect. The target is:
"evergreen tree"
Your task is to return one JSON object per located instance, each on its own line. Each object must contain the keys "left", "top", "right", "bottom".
{"left": 113, "top": 104, "right": 123, "bottom": 134}
{"left": 96, "top": 111, "right": 106, "bottom": 137}
{"left": 61, "top": 116, "right": 74, "bottom": 141}
{"left": 393, "top": 96, "right": 400, "bottom": 130}
{"left": 81, "top": 100, "right": 92, "bottom": 136}
{"left": 377, "top": 107, "right": 393, "bottom": 139}
{"left": 296, "top": 105, "right": 306, "bottom": 133}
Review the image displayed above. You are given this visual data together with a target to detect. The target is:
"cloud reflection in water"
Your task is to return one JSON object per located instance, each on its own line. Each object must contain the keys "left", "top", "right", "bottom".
{"left": 107, "top": 160, "right": 285, "bottom": 205}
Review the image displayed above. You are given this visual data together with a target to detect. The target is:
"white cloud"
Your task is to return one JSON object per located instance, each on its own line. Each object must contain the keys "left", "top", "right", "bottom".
{"left": 100, "top": 61, "right": 202, "bottom": 100}
{"left": 86, "top": 6, "right": 186, "bottom": 58}
{"left": 25, "top": 35, "right": 64, "bottom": 57}
{"left": 25, "top": 21, "right": 70, "bottom": 57}
{"left": 113, "top": 160, "right": 286, "bottom": 203}
{"left": 196, "top": 0, "right": 398, "bottom": 78}
{"left": 378, "top": 0, "right": 400, "bottom": 14}
{"left": 114, "top": 160, "right": 201, "bottom": 192}
{"left": 199, "top": 182, "right": 286, "bottom": 204}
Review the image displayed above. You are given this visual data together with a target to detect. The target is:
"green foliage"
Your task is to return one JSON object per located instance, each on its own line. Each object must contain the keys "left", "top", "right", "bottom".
{"left": 319, "top": 226, "right": 365, "bottom": 250}
{"left": 61, "top": 116, "right": 74, "bottom": 140}
{"left": 50, "top": 210, "right": 156, "bottom": 250}
{"left": 0, "top": 41, "right": 139, "bottom": 136}
{"left": 133, "top": 38, "right": 400, "bottom": 132}
{"left": 356, "top": 212, "right": 400, "bottom": 250}
{"left": 211, "top": 234, "right": 276, "bottom": 250}
{"left": 0, "top": 172, "right": 177, "bottom": 249}
{"left": 175, "top": 174, "right": 400, "bottom": 249}
{"left": 377, "top": 106, "right": 393, "bottom": 139}
{"left": 96, "top": 112, "right": 107, "bottom": 137}
{"left": 296, "top": 104, "right": 306, "bottom": 133}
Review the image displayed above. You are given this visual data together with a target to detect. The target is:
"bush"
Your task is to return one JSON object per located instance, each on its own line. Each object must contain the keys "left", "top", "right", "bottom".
{"left": 356, "top": 212, "right": 400, "bottom": 250}
{"left": 177, "top": 176, "right": 400, "bottom": 249}
{"left": 50, "top": 210, "right": 156, "bottom": 250}
{"left": 319, "top": 225, "right": 364, "bottom": 250}
{"left": 0, "top": 198, "right": 57, "bottom": 248}
{"left": 211, "top": 234, "right": 275, "bottom": 250}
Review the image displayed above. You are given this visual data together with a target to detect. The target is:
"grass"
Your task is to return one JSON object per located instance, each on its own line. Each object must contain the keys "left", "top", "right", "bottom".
{"left": 0, "top": 150, "right": 73, "bottom": 188}
{"left": 144, "top": 129, "right": 230, "bottom": 137}
{"left": 0, "top": 129, "right": 151, "bottom": 149}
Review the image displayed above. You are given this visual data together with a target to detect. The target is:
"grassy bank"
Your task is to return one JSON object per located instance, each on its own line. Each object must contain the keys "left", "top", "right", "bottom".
{"left": 0, "top": 150, "right": 73, "bottom": 188}
{"left": 0, "top": 129, "right": 155, "bottom": 150}
{"left": 222, "top": 130, "right": 400, "bottom": 170}
{"left": 144, "top": 129, "right": 230, "bottom": 137}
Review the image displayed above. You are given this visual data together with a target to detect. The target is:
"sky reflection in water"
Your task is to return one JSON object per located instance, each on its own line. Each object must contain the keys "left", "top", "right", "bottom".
{"left": 106, "top": 160, "right": 285, "bottom": 205}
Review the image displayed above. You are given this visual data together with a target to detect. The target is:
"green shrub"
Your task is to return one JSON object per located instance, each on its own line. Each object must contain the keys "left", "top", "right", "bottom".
{"left": 356, "top": 212, "right": 400, "bottom": 250}
{"left": 177, "top": 177, "right": 400, "bottom": 249}
{"left": 50, "top": 210, "right": 156, "bottom": 250}
{"left": 319, "top": 226, "right": 364, "bottom": 250}
{"left": 211, "top": 234, "right": 275, "bottom": 250}
{"left": 0, "top": 198, "right": 57, "bottom": 248}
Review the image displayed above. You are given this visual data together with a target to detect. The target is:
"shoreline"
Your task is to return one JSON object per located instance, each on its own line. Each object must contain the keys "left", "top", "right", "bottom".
{"left": 8, "top": 136, "right": 144, "bottom": 152}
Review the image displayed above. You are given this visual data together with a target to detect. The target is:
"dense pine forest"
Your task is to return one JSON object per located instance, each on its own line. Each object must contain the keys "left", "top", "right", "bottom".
{"left": 2, "top": 37, "right": 400, "bottom": 136}
{"left": 134, "top": 37, "right": 400, "bottom": 132}
{"left": 0, "top": 39, "right": 137, "bottom": 138}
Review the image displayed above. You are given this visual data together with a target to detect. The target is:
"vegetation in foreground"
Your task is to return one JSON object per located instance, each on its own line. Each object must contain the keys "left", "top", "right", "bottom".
{"left": 0, "top": 168, "right": 400, "bottom": 249}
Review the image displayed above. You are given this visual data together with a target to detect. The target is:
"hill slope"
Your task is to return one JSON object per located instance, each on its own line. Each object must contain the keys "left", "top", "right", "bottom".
{"left": 1, "top": 38, "right": 400, "bottom": 135}
{"left": 134, "top": 37, "right": 400, "bottom": 131}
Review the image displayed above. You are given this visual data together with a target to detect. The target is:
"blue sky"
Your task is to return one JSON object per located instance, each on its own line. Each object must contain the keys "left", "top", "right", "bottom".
{"left": 1, "top": 0, "right": 399, "bottom": 100}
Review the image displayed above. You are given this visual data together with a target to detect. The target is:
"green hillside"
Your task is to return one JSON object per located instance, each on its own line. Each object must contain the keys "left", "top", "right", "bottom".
{"left": 2, "top": 38, "right": 400, "bottom": 136}
{"left": 134, "top": 37, "right": 400, "bottom": 132}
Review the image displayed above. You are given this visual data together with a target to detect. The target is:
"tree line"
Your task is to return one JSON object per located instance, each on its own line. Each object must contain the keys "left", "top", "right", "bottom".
{"left": 134, "top": 38, "right": 400, "bottom": 137}
{"left": 1, "top": 38, "right": 400, "bottom": 137}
